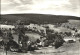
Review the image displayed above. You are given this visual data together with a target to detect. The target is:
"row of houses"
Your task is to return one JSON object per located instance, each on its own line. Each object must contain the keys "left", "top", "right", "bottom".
{"left": 0, "top": 24, "right": 80, "bottom": 43}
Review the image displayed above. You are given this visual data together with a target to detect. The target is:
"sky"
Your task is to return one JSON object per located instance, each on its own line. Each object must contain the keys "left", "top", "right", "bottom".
{"left": 1, "top": 0, "right": 80, "bottom": 17}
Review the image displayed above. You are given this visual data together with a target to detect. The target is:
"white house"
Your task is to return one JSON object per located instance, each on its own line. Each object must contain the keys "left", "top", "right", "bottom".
{"left": 0, "top": 24, "right": 15, "bottom": 30}
{"left": 64, "top": 37, "right": 76, "bottom": 42}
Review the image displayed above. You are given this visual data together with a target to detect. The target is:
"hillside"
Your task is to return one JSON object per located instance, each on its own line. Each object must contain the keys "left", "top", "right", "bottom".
{"left": 0, "top": 14, "right": 80, "bottom": 24}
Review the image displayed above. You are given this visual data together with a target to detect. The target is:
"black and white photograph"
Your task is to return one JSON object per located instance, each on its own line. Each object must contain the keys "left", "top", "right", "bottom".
{"left": 0, "top": 0, "right": 80, "bottom": 55}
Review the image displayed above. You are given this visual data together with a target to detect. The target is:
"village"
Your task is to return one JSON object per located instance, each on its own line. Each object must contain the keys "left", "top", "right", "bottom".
{"left": 0, "top": 19, "right": 80, "bottom": 55}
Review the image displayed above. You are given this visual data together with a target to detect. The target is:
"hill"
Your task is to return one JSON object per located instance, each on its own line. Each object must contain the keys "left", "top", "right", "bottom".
{"left": 0, "top": 14, "right": 80, "bottom": 24}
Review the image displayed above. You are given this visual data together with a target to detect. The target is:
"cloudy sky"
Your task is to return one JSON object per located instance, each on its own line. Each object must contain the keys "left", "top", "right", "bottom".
{"left": 1, "top": 0, "right": 80, "bottom": 17}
